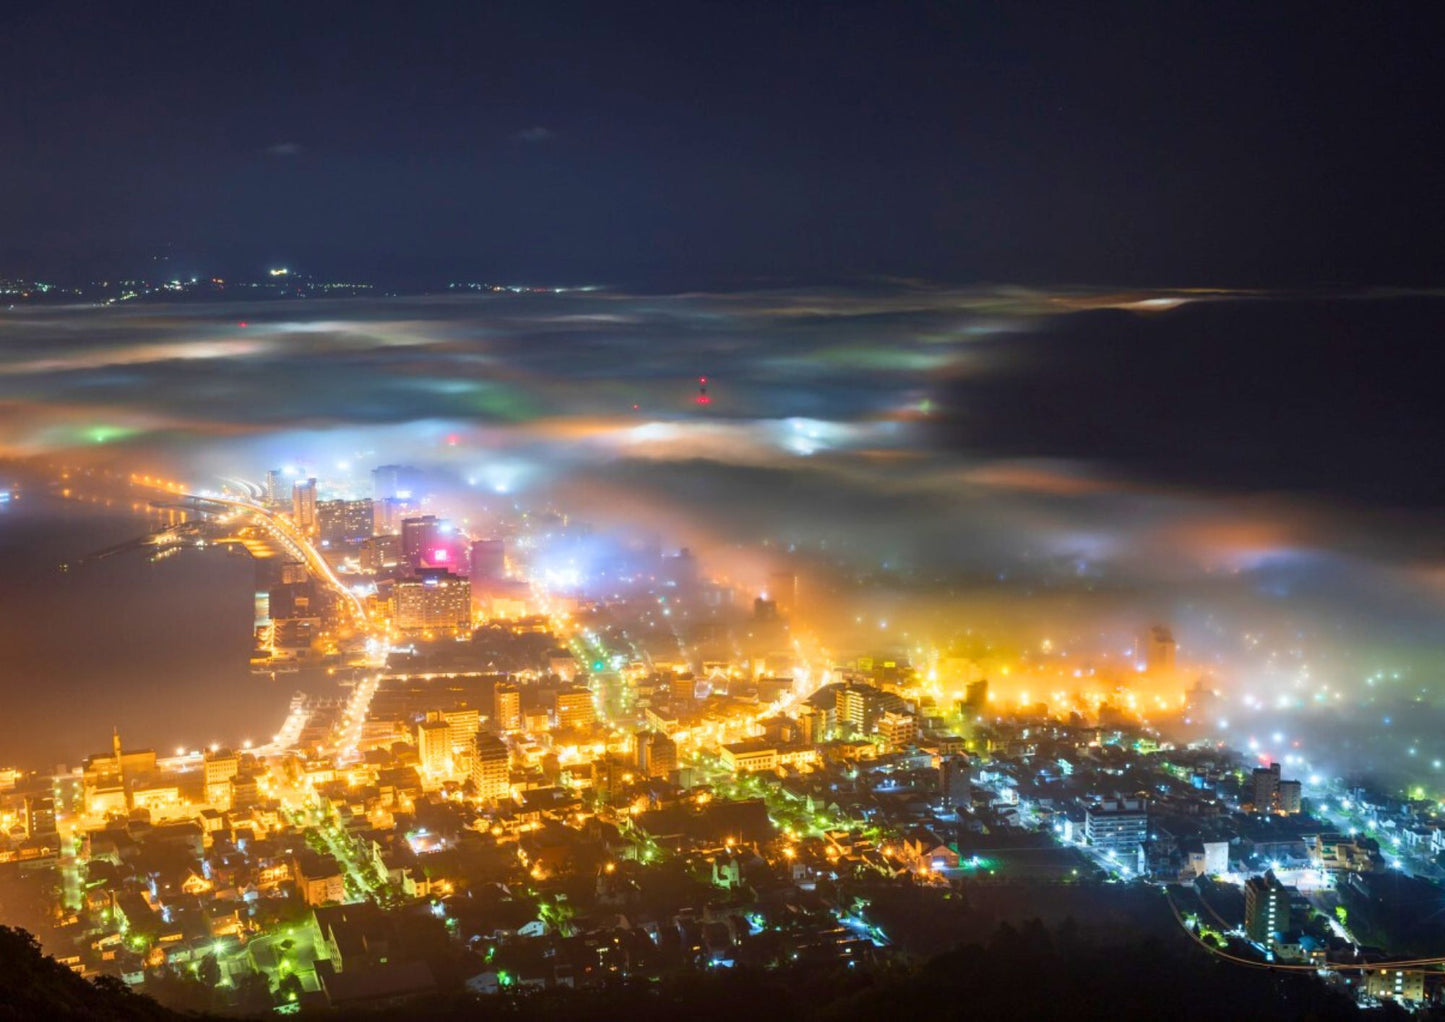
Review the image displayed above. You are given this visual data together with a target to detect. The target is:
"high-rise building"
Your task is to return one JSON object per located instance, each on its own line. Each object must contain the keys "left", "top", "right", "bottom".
{"left": 439, "top": 708, "right": 481, "bottom": 754}
{"left": 962, "top": 678, "right": 989, "bottom": 712}
{"left": 493, "top": 682, "right": 522, "bottom": 732}
{"left": 1278, "top": 779, "right": 1302, "bottom": 815}
{"left": 269, "top": 572, "right": 322, "bottom": 653}
{"left": 662, "top": 547, "right": 698, "bottom": 590}
{"left": 470, "top": 539, "right": 505, "bottom": 580}
{"left": 877, "top": 710, "right": 918, "bottom": 752}
{"left": 24, "top": 793, "right": 56, "bottom": 838}
{"left": 1085, "top": 798, "right": 1148, "bottom": 855}
{"left": 292, "top": 478, "right": 318, "bottom": 537}
{"left": 401, "top": 515, "right": 441, "bottom": 568}
{"left": 373, "top": 464, "right": 401, "bottom": 499}
{"left": 1365, "top": 969, "right": 1426, "bottom": 1004}
{"left": 204, "top": 749, "right": 240, "bottom": 802}
{"left": 554, "top": 686, "right": 595, "bottom": 730}
{"left": 1140, "top": 624, "right": 1177, "bottom": 674}
{"left": 372, "top": 496, "right": 414, "bottom": 537}
{"left": 1252, "top": 762, "right": 1282, "bottom": 813}
{"left": 317, "top": 498, "right": 373, "bottom": 546}
{"left": 417, "top": 719, "right": 453, "bottom": 775}
{"left": 229, "top": 774, "right": 259, "bottom": 810}
{"left": 360, "top": 534, "right": 402, "bottom": 572}
{"left": 837, "top": 683, "right": 883, "bottom": 735}
{"left": 634, "top": 730, "right": 677, "bottom": 778}
{"left": 1244, "top": 871, "right": 1291, "bottom": 942}
{"left": 1185, "top": 677, "right": 1219, "bottom": 718}
{"left": 372, "top": 464, "right": 421, "bottom": 501}
{"left": 264, "top": 469, "right": 284, "bottom": 508}
{"left": 471, "top": 732, "right": 510, "bottom": 802}
{"left": 633, "top": 730, "right": 654, "bottom": 771}
{"left": 796, "top": 703, "right": 828, "bottom": 744}
{"left": 939, "top": 754, "right": 972, "bottom": 811}
{"left": 392, "top": 569, "right": 471, "bottom": 634}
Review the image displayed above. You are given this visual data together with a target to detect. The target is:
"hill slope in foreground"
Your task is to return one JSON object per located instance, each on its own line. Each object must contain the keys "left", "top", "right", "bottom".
{"left": 0, "top": 921, "right": 1414, "bottom": 1021}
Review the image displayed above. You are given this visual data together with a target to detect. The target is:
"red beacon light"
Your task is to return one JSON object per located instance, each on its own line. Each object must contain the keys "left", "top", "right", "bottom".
{"left": 697, "top": 376, "right": 710, "bottom": 405}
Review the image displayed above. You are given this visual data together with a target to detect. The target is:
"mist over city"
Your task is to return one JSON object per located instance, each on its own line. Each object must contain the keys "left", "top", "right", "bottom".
{"left": 3, "top": 3, "right": 1445, "bottom": 1019}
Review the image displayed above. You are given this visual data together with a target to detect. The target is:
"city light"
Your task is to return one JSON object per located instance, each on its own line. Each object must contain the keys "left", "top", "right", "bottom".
{"left": 0, "top": 10, "right": 1438, "bottom": 1016}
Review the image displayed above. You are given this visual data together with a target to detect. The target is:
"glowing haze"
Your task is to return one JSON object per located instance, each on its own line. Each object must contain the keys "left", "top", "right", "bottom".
{"left": 2, "top": 285, "right": 1444, "bottom": 779}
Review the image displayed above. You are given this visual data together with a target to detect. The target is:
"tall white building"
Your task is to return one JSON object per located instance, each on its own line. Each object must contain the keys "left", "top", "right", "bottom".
{"left": 471, "top": 733, "right": 510, "bottom": 802}
{"left": 1085, "top": 798, "right": 1148, "bottom": 855}
{"left": 417, "top": 719, "right": 453, "bottom": 776}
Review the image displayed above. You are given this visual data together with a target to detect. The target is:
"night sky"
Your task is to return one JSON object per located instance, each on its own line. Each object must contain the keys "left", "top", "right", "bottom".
{"left": 3, "top": 2, "right": 1443, "bottom": 286}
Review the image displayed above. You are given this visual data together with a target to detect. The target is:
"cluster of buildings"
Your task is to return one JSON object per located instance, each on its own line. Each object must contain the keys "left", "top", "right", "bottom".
{"left": 252, "top": 468, "right": 531, "bottom": 670}
{"left": 6, "top": 612, "right": 1445, "bottom": 1011}
{"left": 7, "top": 463, "right": 1444, "bottom": 1013}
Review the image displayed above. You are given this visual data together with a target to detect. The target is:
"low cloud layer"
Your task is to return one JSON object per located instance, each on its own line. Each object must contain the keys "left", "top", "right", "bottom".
{"left": 2, "top": 285, "right": 1443, "bottom": 696}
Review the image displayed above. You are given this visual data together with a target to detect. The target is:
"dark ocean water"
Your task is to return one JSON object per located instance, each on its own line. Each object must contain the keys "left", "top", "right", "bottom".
{"left": 0, "top": 492, "right": 290, "bottom": 771}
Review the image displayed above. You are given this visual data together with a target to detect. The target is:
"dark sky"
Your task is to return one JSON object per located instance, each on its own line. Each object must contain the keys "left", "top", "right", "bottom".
{"left": 2, "top": 2, "right": 1442, "bottom": 286}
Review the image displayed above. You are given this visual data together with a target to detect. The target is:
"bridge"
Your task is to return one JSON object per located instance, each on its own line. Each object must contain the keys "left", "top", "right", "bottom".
{"left": 172, "top": 491, "right": 370, "bottom": 625}
{"left": 148, "top": 495, "right": 241, "bottom": 515}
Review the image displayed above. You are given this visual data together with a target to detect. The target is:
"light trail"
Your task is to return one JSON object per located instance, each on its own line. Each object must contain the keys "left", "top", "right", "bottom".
{"left": 179, "top": 492, "right": 369, "bottom": 624}
{"left": 1163, "top": 886, "right": 1445, "bottom": 973}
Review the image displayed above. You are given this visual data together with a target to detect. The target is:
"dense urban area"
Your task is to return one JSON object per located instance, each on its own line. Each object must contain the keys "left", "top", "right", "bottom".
{"left": 3, "top": 461, "right": 1445, "bottom": 1017}
{"left": 4, "top": 2, "right": 1443, "bottom": 1018}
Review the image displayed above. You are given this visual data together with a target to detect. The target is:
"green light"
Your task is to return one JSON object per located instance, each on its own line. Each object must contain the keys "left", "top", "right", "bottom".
{"left": 82, "top": 424, "right": 138, "bottom": 445}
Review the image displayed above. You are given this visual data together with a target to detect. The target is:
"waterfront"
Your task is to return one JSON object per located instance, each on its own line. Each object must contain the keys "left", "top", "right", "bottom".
{"left": 0, "top": 491, "right": 291, "bottom": 770}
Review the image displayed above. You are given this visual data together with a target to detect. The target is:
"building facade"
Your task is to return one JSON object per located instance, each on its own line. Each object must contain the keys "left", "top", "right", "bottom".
{"left": 1244, "top": 871, "right": 1290, "bottom": 943}
{"left": 392, "top": 571, "right": 471, "bottom": 634}
{"left": 471, "top": 734, "right": 510, "bottom": 802}
{"left": 553, "top": 687, "right": 595, "bottom": 730}
{"left": 1084, "top": 798, "right": 1148, "bottom": 855}
{"left": 292, "top": 478, "right": 319, "bottom": 538}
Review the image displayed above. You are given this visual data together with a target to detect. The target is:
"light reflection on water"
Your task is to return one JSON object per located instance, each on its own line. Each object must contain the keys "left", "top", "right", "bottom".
{"left": 0, "top": 492, "right": 293, "bottom": 770}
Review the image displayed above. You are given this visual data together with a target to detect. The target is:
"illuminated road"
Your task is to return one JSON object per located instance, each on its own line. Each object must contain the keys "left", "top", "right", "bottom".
{"left": 285, "top": 792, "right": 391, "bottom": 904}
{"left": 1165, "top": 885, "right": 1445, "bottom": 974}
{"left": 332, "top": 673, "right": 382, "bottom": 761}
{"left": 253, "top": 694, "right": 313, "bottom": 758}
{"left": 122, "top": 478, "right": 386, "bottom": 760}
{"left": 124, "top": 475, "right": 367, "bottom": 626}
{"left": 1307, "top": 782, "right": 1444, "bottom": 881}
{"left": 177, "top": 491, "right": 370, "bottom": 625}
